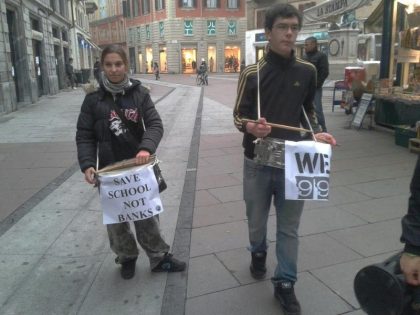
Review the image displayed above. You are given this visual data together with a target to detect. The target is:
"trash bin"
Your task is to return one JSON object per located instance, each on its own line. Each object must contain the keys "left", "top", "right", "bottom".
{"left": 81, "top": 69, "right": 91, "bottom": 83}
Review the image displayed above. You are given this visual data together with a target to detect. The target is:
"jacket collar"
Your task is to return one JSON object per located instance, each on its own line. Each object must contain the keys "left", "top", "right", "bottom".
{"left": 265, "top": 49, "right": 296, "bottom": 68}
{"left": 98, "top": 78, "right": 141, "bottom": 100}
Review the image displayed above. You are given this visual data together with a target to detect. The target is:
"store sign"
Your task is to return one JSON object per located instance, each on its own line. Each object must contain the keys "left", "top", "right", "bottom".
{"left": 184, "top": 20, "right": 193, "bottom": 36}
{"left": 207, "top": 20, "right": 216, "bottom": 36}
{"left": 146, "top": 25, "right": 150, "bottom": 40}
{"left": 159, "top": 22, "right": 164, "bottom": 38}
{"left": 255, "top": 32, "right": 267, "bottom": 43}
{"left": 228, "top": 20, "right": 237, "bottom": 36}
{"left": 303, "top": 0, "right": 372, "bottom": 23}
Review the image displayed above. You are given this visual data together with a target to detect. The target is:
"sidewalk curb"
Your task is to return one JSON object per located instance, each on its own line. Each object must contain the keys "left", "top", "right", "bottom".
{"left": 160, "top": 86, "right": 204, "bottom": 315}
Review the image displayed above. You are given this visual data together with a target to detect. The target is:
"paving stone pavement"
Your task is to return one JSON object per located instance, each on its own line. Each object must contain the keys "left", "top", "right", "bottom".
{"left": 0, "top": 74, "right": 416, "bottom": 315}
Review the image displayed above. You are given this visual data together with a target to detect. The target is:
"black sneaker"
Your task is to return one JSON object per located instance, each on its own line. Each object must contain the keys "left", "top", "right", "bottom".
{"left": 274, "top": 281, "right": 301, "bottom": 315}
{"left": 250, "top": 251, "right": 267, "bottom": 279}
{"left": 152, "top": 253, "right": 186, "bottom": 272}
{"left": 120, "top": 258, "right": 137, "bottom": 280}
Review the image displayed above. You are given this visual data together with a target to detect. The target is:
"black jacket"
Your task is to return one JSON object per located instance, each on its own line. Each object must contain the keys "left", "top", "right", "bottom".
{"left": 401, "top": 156, "right": 420, "bottom": 255}
{"left": 76, "top": 79, "right": 163, "bottom": 172}
{"left": 233, "top": 50, "right": 320, "bottom": 159}
{"left": 303, "top": 50, "right": 329, "bottom": 89}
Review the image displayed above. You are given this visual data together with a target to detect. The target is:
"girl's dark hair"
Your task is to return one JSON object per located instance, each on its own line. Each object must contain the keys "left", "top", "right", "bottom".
{"left": 264, "top": 4, "right": 303, "bottom": 31}
{"left": 101, "top": 44, "right": 129, "bottom": 66}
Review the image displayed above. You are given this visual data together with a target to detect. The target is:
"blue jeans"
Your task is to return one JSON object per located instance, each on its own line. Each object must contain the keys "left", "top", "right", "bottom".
{"left": 314, "top": 88, "right": 327, "bottom": 132}
{"left": 243, "top": 157, "right": 304, "bottom": 283}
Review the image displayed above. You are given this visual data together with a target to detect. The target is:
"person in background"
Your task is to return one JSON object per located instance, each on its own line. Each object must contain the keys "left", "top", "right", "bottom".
{"left": 303, "top": 36, "right": 329, "bottom": 132}
{"left": 93, "top": 57, "right": 101, "bottom": 83}
{"left": 76, "top": 44, "right": 186, "bottom": 280}
{"left": 153, "top": 62, "right": 160, "bottom": 80}
{"left": 198, "top": 59, "right": 208, "bottom": 85}
{"left": 233, "top": 4, "right": 336, "bottom": 315}
{"left": 66, "top": 58, "right": 77, "bottom": 89}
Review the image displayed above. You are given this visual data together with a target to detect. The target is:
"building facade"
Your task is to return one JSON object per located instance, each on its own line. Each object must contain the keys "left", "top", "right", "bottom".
{"left": 122, "top": 0, "right": 246, "bottom": 74}
{"left": 0, "top": 0, "right": 97, "bottom": 115}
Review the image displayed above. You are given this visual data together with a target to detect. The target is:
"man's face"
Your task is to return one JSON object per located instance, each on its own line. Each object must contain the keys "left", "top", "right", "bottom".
{"left": 304, "top": 40, "right": 316, "bottom": 54}
{"left": 265, "top": 17, "right": 300, "bottom": 58}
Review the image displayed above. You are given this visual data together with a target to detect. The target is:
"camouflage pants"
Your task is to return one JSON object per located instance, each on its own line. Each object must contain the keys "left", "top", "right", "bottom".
{"left": 107, "top": 216, "right": 170, "bottom": 269}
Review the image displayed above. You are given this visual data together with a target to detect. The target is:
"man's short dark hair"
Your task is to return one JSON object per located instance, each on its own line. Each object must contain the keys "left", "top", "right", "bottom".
{"left": 264, "top": 3, "right": 303, "bottom": 31}
{"left": 305, "top": 36, "right": 317, "bottom": 44}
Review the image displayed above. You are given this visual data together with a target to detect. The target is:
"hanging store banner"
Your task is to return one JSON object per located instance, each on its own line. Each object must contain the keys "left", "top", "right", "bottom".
{"left": 303, "top": 0, "right": 372, "bottom": 24}
{"left": 284, "top": 141, "right": 332, "bottom": 200}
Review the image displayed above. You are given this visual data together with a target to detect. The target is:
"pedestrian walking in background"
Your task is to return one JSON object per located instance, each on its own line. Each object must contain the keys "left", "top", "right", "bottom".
{"left": 93, "top": 57, "right": 101, "bottom": 83}
{"left": 198, "top": 59, "right": 208, "bottom": 85}
{"left": 303, "top": 36, "right": 330, "bottom": 132}
{"left": 66, "top": 58, "right": 77, "bottom": 89}
{"left": 153, "top": 62, "right": 160, "bottom": 80}
{"left": 233, "top": 4, "right": 336, "bottom": 315}
{"left": 76, "top": 44, "right": 186, "bottom": 280}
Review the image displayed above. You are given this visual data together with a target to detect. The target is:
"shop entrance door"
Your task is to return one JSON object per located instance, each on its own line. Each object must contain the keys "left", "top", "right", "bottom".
{"left": 224, "top": 46, "right": 241, "bottom": 73}
{"left": 181, "top": 48, "right": 197, "bottom": 74}
{"left": 32, "top": 39, "right": 44, "bottom": 97}
{"left": 6, "top": 9, "right": 23, "bottom": 102}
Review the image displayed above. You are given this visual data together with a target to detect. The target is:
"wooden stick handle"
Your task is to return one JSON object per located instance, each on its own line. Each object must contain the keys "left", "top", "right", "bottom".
{"left": 242, "top": 119, "right": 312, "bottom": 133}
{"left": 97, "top": 155, "right": 156, "bottom": 174}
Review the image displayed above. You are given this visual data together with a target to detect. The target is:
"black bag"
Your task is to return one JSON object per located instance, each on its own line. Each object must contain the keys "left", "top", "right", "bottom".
{"left": 153, "top": 163, "right": 167, "bottom": 193}
{"left": 109, "top": 101, "right": 167, "bottom": 193}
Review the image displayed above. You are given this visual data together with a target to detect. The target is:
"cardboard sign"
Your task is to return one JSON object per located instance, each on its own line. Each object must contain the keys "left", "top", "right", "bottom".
{"left": 98, "top": 164, "right": 164, "bottom": 224}
{"left": 352, "top": 93, "right": 373, "bottom": 129}
{"left": 285, "top": 141, "right": 332, "bottom": 200}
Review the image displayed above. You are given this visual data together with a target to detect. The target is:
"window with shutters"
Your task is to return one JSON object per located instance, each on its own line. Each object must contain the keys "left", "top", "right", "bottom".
{"left": 142, "top": 0, "right": 150, "bottom": 14}
{"left": 155, "top": 0, "right": 164, "bottom": 10}
{"left": 206, "top": 0, "right": 217, "bottom": 8}
{"left": 227, "top": 0, "right": 238, "bottom": 9}
{"left": 180, "top": 0, "right": 194, "bottom": 8}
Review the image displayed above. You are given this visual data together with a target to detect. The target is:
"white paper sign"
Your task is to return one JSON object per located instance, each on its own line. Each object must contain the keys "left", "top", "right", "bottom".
{"left": 285, "top": 141, "right": 332, "bottom": 200}
{"left": 98, "top": 164, "right": 164, "bottom": 224}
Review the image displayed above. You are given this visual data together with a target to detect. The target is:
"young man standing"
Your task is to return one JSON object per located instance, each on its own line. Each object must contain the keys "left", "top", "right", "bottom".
{"left": 233, "top": 4, "right": 336, "bottom": 315}
{"left": 304, "top": 37, "right": 330, "bottom": 132}
{"left": 66, "top": 58, "right": 76, "bottom": 89}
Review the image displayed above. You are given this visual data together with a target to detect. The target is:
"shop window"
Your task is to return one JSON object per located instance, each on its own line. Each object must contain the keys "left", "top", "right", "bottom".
{"left": 142, "top": 0, "right": 150, "bottom": 14}
{"left": 180, "top": 0, "right": 195, "bottom": 8}
{"left": 205, "top": 0, "right": 219, "bottom": 8}
{"left": 227, "top": 20, "right": 237, "bottom": 36}
{"left": 227, "top": 0, "right": 239, "bottom": 9}
{"left": 155, "top": 0, "right": 165, "bottom": 10}
{"left": 224, "top": 46, "right": 240, "bottom": 73}
{"left": 207, "top": 20, "right": 216, "bottom": 36}
{"left": 159, "top": 21, "right": 164, "bottom": 37}
{"left": 184, "top": 20, "right": 193, "bottom": 36}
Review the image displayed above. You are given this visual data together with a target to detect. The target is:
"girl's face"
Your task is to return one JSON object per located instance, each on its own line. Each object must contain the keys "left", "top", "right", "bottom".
{"left": 102, "top": 53, "right": 127, "bottom": 83}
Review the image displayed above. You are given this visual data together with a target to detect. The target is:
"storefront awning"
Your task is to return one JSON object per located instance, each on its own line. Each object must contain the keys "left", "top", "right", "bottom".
{"left": 303, "top": 0, "right": 373, "bottom": 24}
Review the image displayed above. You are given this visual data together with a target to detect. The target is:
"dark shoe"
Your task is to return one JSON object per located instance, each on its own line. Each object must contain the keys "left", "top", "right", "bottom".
{"left": 152, "top": 253, "right": 186, "bottom": 272}
{"left": 274, "top": 281, "right": 301, "bottom": 315}
{"left": 120, "top": 258, "right": 137, "bottom": 280}
{"left": 250, "top": 251, "right": 267, "bottom": 279}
